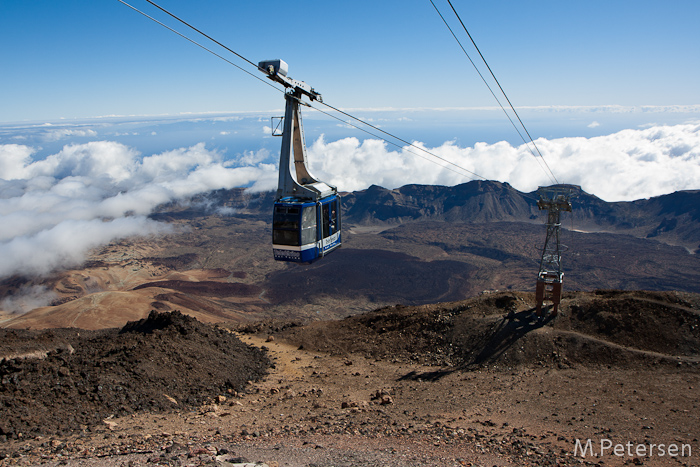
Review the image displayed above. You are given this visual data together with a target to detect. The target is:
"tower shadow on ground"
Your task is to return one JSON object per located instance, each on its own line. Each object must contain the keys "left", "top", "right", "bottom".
{"left": 398, "top": 308, "right": 554, "bottom": 382}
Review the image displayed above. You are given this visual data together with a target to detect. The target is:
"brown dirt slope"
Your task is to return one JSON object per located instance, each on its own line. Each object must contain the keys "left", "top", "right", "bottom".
{"left": 276, "top": 290, "right": 700, "bottom": 369}
{"left": 0, "top": 311, "right": 270, "bottom": 441}
{"left": 1, "top": 293, "right": 699, "bottom": 466}
{"left": 132, "top": 280, "right": 261, "bottom": 298}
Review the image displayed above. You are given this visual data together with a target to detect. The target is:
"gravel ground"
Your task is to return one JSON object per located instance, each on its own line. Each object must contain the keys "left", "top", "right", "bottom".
{"left": 1, "top": 292, "right": 699, "bottom": 466}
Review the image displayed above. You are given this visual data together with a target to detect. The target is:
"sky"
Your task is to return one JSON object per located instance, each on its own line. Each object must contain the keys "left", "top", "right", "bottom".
{"left": 1, "top": 0, "right": 700, "bottom": 303}
{"left": 2, "top": 0, "right": 700, "bottom": 121}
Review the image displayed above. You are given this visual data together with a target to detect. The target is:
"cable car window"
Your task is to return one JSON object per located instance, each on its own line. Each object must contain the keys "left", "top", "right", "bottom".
{"left": 330, "top": 199, "right": 338, "bottom": 234}
{"left": 273, "top": 210, "right": 299, "bottom": 231}
{"left": 322, "top": 203, "right": 330, "bottom": 238}
{"left": 273, "top": 229, "right": 299, "bottom": 246}
{"left": 273, "top": 206, "right": 300, "bottom": 246}
{"left": 300, "top": 206, "right": 316, "bottom": 245}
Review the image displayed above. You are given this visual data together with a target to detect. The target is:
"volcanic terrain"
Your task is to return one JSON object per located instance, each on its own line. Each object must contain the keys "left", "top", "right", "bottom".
{"left": 1, "top": 182, "right": 699, "bottom": 466}
{"left": 0, "top": 290, "right": 699, "bottom": 466}
{"left": 2, "top": 182, "right": 700, "bottom": 331}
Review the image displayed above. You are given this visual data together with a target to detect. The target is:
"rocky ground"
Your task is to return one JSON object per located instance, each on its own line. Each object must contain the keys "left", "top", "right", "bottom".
{"left": 1, "top": 291, "right": 699, "bottom": 466}
{"left": 0, "top": 312, "right": 269, "bottom": 442}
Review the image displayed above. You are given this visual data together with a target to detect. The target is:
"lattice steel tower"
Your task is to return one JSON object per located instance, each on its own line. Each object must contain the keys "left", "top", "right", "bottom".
{"left": 535, "top": 186, "right": 576, "bottom": 316}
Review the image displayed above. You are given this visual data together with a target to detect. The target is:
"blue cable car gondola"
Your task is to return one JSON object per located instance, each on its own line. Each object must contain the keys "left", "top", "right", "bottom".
{"left": 260, "top": 59, "right": 342, "bottom": 263}
{"left": 273, "top": 195, "right": 341, "bottom": 262}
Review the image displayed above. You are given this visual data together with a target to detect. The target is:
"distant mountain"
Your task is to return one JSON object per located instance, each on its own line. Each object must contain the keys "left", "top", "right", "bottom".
{"left": 149, "top": 181, "right": 700, "bottom": 252}
{"left": 342, "top": 181, "right": 538, "bottom": 224}
{"left": 149, "top": 189, "right": 275, "bottom": 222}
{"left": 627, "top": 190, "right": 700, "bottom": 245}
{"left": 5, "top": 181, "right": 699, "bottom": 330}
{"left": 341, "top": 182, "right": 700, "bottom": 252}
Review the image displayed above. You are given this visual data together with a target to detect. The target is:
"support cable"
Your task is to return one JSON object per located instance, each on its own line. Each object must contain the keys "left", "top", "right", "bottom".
{"left": 317, "top": 100, "right": 485, "bottom": 180}
{"left": 428, "top": 0, "right": 548, "bottom": 176}
{"left": 143, "top": 0, "right": 260, "bottom": 71}
{"left": 432, "top": 0, "right": 560, "bottom": 185}
{"left": 118, "top": 0, "right": 490, "bottom": 182}
{"left": 117, "top": 0, "right": 281, "bottom": 95}
{"left": 307, "top": 102, "right": 484, "bottom": 180}
{"left": 118, "top": 0, "right": 544, "bottom": 202}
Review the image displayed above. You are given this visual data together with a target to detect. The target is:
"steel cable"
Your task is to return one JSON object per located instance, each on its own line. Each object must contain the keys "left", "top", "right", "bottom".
{"left": 434, "top": 0, "right": 560, "bottom": 185}
{"left": 118, "top": 0, "right": 546, "bottom": 202}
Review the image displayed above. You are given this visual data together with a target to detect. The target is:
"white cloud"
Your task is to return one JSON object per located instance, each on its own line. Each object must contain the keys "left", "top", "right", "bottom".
{"left": 216, "top": 206, "right": 238, "bottom": 216}
{"left": 234, "top": 148, "right": 271, "bottom": 166}
{"left": 0, "top": 141, "right": 277, "bottom": 283}
{"left": 308, "top": 122, "right": 700, "bottom": 201}
{"left": 1, "top": 284, "right": 58, "bottom": 315}
{"left": 42, "top": 128, "right": 97, "bottom": 141}
{"left": 0, "top": 216, "right": 171, "bottom": 278}
{"left": 211, "top": 116, "right": 243, "bottom": 122}
{"left": 587, "top": 121, "right": 600, "bottom": 128}
{"left": 1, "top": 120, "right": 699, "bottom": 291}
{"left": 0, "top": 144, "right": 35, "bottom": 180}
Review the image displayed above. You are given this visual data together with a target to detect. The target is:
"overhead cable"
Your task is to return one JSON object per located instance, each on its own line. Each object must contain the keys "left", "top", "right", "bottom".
{"left": 116, "top": 0, "right": 280, "bottom": 94}
{"left": 143, "top": 0, "right": 260, "bottom": 71}
{"left": 430, "top": 0, "right": 560, "bottom": 185}
{"left": 307, "top": 102, "right": 484, "bottom": 180}
{"left": 118, "top": 0, "right": 491, "bottom": 182}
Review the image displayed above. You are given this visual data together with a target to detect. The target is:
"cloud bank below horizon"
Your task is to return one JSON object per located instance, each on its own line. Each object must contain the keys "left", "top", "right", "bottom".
{"left": 309, "top": 121, "right": 700, "bottom": 201}
{"left": 0, "top": 141, "right": 276, "bottom": 285}
{"left": 0, "top": 121, "right": 699, "bottom": 288}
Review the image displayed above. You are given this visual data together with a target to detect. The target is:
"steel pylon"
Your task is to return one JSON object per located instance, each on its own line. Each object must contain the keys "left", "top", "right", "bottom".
{"left": 535, "top": 186, "right": 575, "bottom": 317}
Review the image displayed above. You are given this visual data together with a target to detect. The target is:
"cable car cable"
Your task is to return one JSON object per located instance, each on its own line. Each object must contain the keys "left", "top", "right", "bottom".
{"left": 118, "top": 0, "right": 491, "bottom": 182}
{"left": 117, "top": 0, "right": 281, "bottom": 95}
{"left": 431, "top": 0, "right": 560, "bottom": 185}
{"left": 316, "top": 101, "right": 486, "bottom": 180}
{"left": 305, "top": 102, "right": 485, "bottom": 180}
{"left": 445, "top": 0, "right": 542, "bottom": 157}
{"left": 142, "top": 0, "right": 261, "bottom": 72}
{"left": 445, "top": 0, "right": 560, "bottom": 185}
{"left": 429, "top": 0, "right": 556, "bottom": 185}
{"left": 428, "top": 1, "right": 536, "bottom": 162}
{"left": 118, "top": 0, "right": 545, "bottom": 197}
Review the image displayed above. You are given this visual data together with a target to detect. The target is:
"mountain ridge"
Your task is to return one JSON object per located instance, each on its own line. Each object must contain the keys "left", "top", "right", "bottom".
{"left": 193, "top": 181, "right": 700, "bottom": 251}
{"left": 3, "top": 180, "right": 699, "bottom": 330}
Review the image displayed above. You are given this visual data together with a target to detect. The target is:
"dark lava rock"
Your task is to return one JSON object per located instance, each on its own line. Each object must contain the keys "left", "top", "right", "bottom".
{"left": 0, "top": 310, "right": 270, "bottom": 439}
